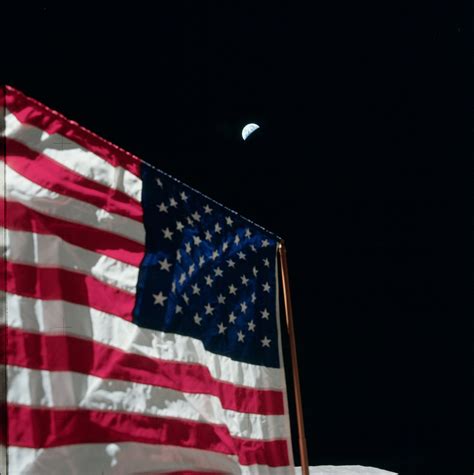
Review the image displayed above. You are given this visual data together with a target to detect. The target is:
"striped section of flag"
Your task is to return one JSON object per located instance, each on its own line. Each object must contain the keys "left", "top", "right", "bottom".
{"left": 0, "top": 86, "right": 294, "bottom": 474}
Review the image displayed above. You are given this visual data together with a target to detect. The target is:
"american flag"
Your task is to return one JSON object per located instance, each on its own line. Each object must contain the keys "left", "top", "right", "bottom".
{"left": 0, "top": 86, "right": 295, "bottom": 474}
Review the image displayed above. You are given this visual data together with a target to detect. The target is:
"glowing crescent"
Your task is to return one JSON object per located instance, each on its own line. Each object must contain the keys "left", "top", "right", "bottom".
{"left": 242, "top": 123, "right": 260, "bottom": 141}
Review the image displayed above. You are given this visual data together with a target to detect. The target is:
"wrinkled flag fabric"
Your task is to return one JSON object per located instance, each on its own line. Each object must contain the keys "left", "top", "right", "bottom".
{"left": 0, "top": 86, "right": 295, "bottom": 475}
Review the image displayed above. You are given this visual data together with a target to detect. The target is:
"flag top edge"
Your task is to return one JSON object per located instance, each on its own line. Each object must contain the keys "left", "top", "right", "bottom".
{"left": 4, "top": 84, "right": 281, "bottom": 241}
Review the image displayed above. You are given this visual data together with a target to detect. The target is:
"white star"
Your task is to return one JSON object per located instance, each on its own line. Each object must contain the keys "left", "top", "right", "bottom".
{"left": 217, "top": 322, "right": 227, "bottom": 334}
{"left": 261, "top": 239, "right": 270, "bottom": 248}
{"left": 211, "top": 250, "right": 219, "bottom": 260}
{"left": 217, "top": 294, "right": 226, "bottom": 304}
{"left": 156, "top": 177, "right": 163, "bottom": 188}
{"left": 225, "top": 216, "right": 233, "bottom": 226}
{"left": 252, "top": 266, "right": 258, "bottom": 277}
{"left": 222, "top": 241, "right": 229, "bottom": 252}
{"left": 180, "top": 191, "right": 188, "bottom": 202}
{"left": 240, "top": 302, "right": 248, "bottom": 313}
{"left": 169, "top": 197, "right": 178, "bottom": 208}
{"left": 205, "top": 275, "right": 213, "bottom": 287}
{"left": 176, "top": 249, "right": 182, "bottom": 262}
{"left": 193, "top": 235, "right": 202, "bottom": 246}
{"left": 228, "top": 312, "right": 237, "bottom": 324}
{"left": 237, "top": 251, "right": 246, "bottom": 260}
{"left": 194, "top": 313, "right": 202, "bottom": 325}
{"left": 237, "top": 330, "right": 245, "bottom": 342}
{"left": 186, "top": 217, "right": 194, "bottom": 226}
{"left": 250, "top": 245, "right": 257, "bottom": 252}
{"left": 204, "top": 204, "right": 213, "bottom": 214}
{"left": 263, "top": 258, "right": 270, "bottom": 267}
{"left": 262, "top": 282, "right": 271, "bottom": 293}
{"left": 192, "top": 283, "right": 201, "bottom": 295}
{"left": 175, "top": 305, "right": 183, "bottom": 314}
{"left": 240, "top": 275, "right": 249, "bottom": 286}
{"left": 182, "top": 293, "right": 189, "bottom": 305}
{"left": 205, "top": 230, "right": 212, "bottom": 241}
{"left": 261, "top": 336, "right": 271, "bottom": 347}
{"left": 185, "top": 242, "right": 192, "bottom": 254}
{"left": 234, "top": 235, "right": 240, "bottom": 245}
{"left": 159, "top": 258, "right": 172, "bottom": 271}
{"left": 251, "top": 292, "right": 256, "bottom": 303}
{"left": 261, "top": 308, "right": 270, "bottom": 319}
{"left": 171, "top": 281, "right": 176, "bottom": 293}
{"left": 179, "top": 273, "right": 186, "bottom": 285}
{"left": 214, "top": 267, "right": 223, "bottom": 277}
{"left": 157, "top": 202, "right": 168, "bottom": 213}
{"left": 245, "top": 228, "right": 252, "bottom": 238}
{"left": 153, "top": 292, "right": 167, "bottom": 306}
{"left": 204, "top": 303, "right": 214, "bottom": 315}
{"left": 176, "top": 221, "right": 184, "bottom": 232}
{"left": 192, "top": 211, "right": 201, "bottom": 222}
{"left": 228, "top": 284, "right": 237, "bottom": 295}
{"left": 248, "top": 320, "right": 256, "bottom": 332}
{"left": 226, "top": 259, "right": 235, "bottom": 268}
{"left": 198, "top": 255, "right": 206, "bottom": 267}
{"left": 214, "top": 222, "right": 222, "bottom": 234}
{"left": 162, "top": 228, "right": 173, "bottom": 240}
{"left": 188, "top": 264, "right": 195, "bottom": 276}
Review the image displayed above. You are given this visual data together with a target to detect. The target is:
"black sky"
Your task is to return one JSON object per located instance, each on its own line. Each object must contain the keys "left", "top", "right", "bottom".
{"left": 3, "top": 2, "right": 473, "bottom": 474}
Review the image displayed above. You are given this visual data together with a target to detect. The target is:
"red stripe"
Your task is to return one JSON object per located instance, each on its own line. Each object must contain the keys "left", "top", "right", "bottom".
{"left": 0, "top": 403, "right": 5, "bottom": 446}
{"left": 7, "top": 404, "right": 289, "bottom": 467}
{"left": 0, "top": 200, "right": 144, "bottom": 267}
{"left": 5, "top": 86, "right": 141, "bottom": 177}
{"left": 4, "top": 326, "right": 284, "bottom": 416}
{"left": 5, "top": 139, "right": 143, "bottom": 222}
{"left": 1, "top": 260, "right": 134, "bottom": 321}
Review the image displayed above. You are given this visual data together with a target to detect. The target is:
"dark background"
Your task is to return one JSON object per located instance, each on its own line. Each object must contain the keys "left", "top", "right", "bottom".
{"left": 3, "top": 2, "right": 472, "bottom": 474}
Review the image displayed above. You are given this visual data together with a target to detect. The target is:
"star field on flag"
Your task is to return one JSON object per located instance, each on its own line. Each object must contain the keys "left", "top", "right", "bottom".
{"left": 135, "top": 166, "right": 280, "bottom": 368}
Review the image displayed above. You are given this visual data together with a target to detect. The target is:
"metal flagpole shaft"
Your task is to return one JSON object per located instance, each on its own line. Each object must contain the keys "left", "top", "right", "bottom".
{"left": 278, "top": 241, "right": 309, "bottom": 475}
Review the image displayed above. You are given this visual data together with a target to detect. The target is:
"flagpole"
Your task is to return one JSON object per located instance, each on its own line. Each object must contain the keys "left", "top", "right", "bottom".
{"left": 278, "top": 241, "right": 309, "bottom": 475}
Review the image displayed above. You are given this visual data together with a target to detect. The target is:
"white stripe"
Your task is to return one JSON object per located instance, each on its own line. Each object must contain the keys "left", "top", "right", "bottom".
{"left": 5, "top": 292, "right": 284, "bottom": 391}
{"left": 8, "top": 444, "right": 294, "bottom": 475}
{"left": 8, "top": 365, "right": 287, "bottom": 441}
{"left": 5, "top": 109, "right": 142, "bottom": 203}
{"left": 2, "top": 164, "right": 145, "bottom": 244}
{"left": 2, "top": 228, "right": 139, "bottom": 294}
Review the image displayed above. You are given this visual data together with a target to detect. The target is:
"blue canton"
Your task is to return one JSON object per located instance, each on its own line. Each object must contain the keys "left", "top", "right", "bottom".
{"left": 133, "top": 166, "right": 280, "bottom": 368}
